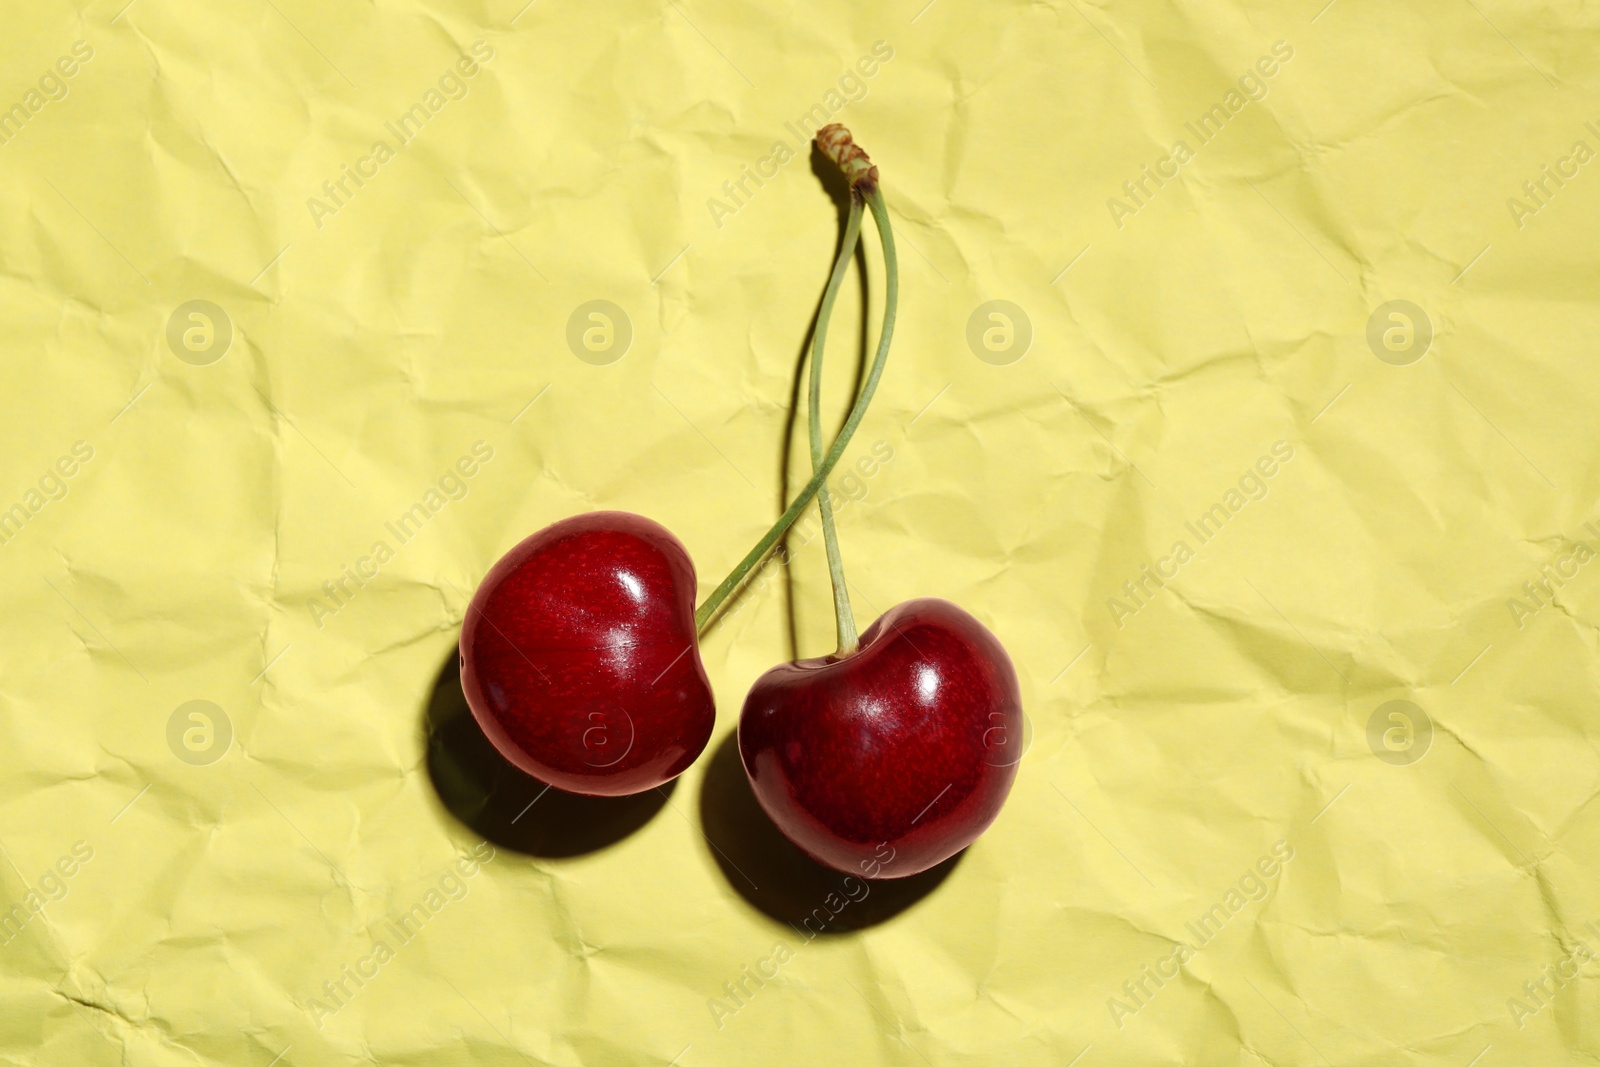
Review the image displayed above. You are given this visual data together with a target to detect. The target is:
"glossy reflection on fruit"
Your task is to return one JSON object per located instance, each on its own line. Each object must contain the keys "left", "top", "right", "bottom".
{"left": 737, "top": 598, "right": 1022, "bottom": 877}
{"left": 460, "top": 511, "right": 714, "bottom": 796}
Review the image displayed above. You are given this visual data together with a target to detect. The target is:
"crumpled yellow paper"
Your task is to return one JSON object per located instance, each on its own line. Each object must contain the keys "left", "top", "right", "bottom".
{"left": 3, "top": 0, "right": 1596, "bottom": 1063}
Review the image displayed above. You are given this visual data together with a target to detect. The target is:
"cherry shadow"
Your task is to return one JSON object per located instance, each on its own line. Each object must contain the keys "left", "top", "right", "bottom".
{"left": 424, "top": 648, "right": 674, "bottom": 857}
{"left": 697, "top": 730, "right": 961, "bottom": 933}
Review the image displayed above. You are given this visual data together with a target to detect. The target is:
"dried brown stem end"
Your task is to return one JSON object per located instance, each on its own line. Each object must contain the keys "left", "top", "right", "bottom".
{"left": 816, "top": 123, "right": 879, "bottom": 194}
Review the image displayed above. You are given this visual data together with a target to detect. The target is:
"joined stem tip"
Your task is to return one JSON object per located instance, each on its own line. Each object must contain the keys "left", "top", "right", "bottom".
{"left": 817, "top": 123, "right": 879, "bottom": 193}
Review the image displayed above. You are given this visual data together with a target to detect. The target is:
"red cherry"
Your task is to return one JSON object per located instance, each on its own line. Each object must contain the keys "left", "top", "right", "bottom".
{"left": 460, "top": 511, "right": 714, "bottom": 797}
{"left": 737, "top": 598, "right": 1022, "bottom": 878}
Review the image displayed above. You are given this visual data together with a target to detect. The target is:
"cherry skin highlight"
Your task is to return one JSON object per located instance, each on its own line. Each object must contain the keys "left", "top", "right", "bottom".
{"left": 737, "top": 598, "right": 1022, "bottom": 878}
{"left": 459, "top": 511, "right": 714, "bottom": 797}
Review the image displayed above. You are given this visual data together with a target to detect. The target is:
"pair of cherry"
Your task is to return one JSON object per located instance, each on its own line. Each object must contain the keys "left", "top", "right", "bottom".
{"left": 458, "top": 128, "right": 1023, "bottom": 880}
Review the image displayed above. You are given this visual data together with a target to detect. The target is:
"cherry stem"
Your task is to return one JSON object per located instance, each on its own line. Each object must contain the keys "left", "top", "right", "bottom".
{"left": 809, "top": 195, "right": 865, "bottom": 656}
{"left": 695, "top": 184, "right": 898, "bottom": 634}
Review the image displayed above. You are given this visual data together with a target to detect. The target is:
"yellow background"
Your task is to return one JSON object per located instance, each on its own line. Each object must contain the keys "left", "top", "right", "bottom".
{"left": 3, "top": 0, "right": 1598, "bottom": 1063}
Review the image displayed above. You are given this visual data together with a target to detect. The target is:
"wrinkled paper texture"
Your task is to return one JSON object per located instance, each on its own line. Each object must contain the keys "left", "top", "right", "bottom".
{"left": 2, "top": 0, "right": 1597, "bottom": 1064}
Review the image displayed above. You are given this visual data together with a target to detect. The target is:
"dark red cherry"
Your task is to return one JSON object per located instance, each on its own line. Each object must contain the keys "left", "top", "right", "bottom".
{"left": 460, "top": 511, "right": 714, "bottom": 797}
{"left": 737, "top": 598, "right": 1022, "bottom": 878}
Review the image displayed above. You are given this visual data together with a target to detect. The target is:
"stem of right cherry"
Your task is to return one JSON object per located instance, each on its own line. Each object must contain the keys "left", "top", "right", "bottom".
{"left": 694, "top": 185, "right": 899, "bottom": 635}
{"left": 809, "top": 195, "right": 865, "bottom": 656}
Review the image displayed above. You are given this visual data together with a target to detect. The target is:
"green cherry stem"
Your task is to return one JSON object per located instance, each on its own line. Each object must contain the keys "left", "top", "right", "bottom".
{"left": 809, "top": 194, "right": 865, "bottom": 656}
{"left": 695, "top": 180, "right": 898, "bottom": 634}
